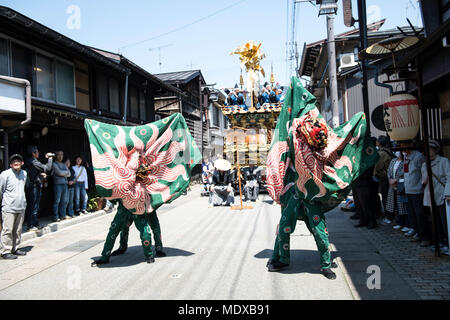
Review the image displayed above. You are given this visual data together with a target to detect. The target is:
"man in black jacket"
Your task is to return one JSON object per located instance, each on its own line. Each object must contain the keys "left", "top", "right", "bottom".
{"left": 242, "top": 163, "right": 261, "bottom": 202}
{"left": 24, "top": 146, "right": 54, "bottom": 231}
{"left": 351, "top": 165, "right": 378, "bottom": 229}
{"left": 209, "top": 159, "right": 235, "bottom": 207}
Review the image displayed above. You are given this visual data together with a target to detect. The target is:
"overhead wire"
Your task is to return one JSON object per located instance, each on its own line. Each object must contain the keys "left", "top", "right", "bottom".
{"left": 118, "top": 0, "right": 249, "bottom": 53}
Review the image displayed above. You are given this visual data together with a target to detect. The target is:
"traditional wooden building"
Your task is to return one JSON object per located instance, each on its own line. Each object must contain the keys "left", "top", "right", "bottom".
{"left": 298, "top": 20, "right": 420, "bottom": 137}
{"left": 397, "top": 0, "right": 450, "bottom": 157}
{"left": 0, "top": 6, "right": 182, "bottom": 215}
{"left": 154, "top": 70, "right": 210, "bottom": 157}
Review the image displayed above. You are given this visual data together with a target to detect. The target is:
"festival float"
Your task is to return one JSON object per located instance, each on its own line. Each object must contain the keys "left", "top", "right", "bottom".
{"left": 221, "top": 41, "right": 283, "bottom": 209}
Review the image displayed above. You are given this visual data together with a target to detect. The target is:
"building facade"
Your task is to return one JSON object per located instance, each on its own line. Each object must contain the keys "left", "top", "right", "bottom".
{"left": 0, "top": 6, "right": 182, "bottom": 215}
{"left": 298, "top": 20, "right": 417, "bottom": 137}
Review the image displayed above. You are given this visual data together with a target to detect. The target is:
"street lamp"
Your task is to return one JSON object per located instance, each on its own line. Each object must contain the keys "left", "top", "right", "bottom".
{"left": 317, "top": 0, "right": 338, "bottom": 16}
{"left": 319, "top": 0, "right": 339, "bottom": 128}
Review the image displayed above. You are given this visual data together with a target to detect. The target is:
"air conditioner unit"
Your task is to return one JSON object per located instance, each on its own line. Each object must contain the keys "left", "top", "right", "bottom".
{"left": 338, "top": 53, "right": 358, "bottom": 72}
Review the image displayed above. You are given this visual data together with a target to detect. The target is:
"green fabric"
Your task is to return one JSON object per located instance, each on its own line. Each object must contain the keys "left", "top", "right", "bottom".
{"left": 100, "top": 201, "right": 154, "bottom": 262}
{"left": 267, "top": 77, "right": 379, "bottom": 209}
{"left": 272, "top": 188, "right": 331, "bottom": 268}
{"left": 267, "top": 77, "right": 379, "bottom": 269}
{"left": 84, "top": 113, "right": 201, "bottom": 215}
{"left": 119, "top": 211, "right": 162, "bottom": 251}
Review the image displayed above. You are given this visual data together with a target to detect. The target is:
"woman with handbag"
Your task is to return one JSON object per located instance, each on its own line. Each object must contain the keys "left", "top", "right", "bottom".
{"left": 386, "top": 151, "right": 411, "bottom": 232}
{"left": 72, "top": 156, "right": 88, "bottom": 215}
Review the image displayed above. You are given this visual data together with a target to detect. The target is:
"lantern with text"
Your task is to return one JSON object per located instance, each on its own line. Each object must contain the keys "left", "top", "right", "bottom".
{"left": 383, "top": 93, "right": 420, "bottom": 141}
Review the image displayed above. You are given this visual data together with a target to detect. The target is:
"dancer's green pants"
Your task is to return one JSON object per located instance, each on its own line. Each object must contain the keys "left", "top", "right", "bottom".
{"left": 271, "top": 194, "right": 331, "bottom": 269}
{"left": 99, "top": 202, "right": 155, "bottom": 262}
{"left": 117, "top": 210, "right": 163, "bottom": 252}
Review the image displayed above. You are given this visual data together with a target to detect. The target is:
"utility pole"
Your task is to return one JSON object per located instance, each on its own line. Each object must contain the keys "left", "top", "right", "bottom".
{"left": 149, "top": 44, "right": 173, "bottom": 73}
{"left": 357, "top": 0, "right": 371, "bottom": 136}
{"left": 318, "top": 0, "right": 339, "bottom": 128}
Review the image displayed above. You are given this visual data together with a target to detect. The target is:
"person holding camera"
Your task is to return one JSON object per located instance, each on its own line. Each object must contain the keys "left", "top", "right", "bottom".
{"left": 24, "top": 146, "right": 54, "bottom": 231}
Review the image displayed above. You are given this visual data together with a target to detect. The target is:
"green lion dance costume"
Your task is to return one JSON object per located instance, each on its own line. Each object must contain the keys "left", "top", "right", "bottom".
{"left": 84, "top": 113, "right": 201, "bottom": 265}
{"left": 266, "top": 77, "right": 379, "bottom": 279}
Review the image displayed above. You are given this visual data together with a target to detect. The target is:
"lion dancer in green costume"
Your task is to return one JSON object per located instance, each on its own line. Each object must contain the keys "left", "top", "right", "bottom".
{"left": 84, "top": 113, "right": 201, "bottom": 266}
{"left": 266, "top": 77, "right": 379, "bottom": 279}
{"left": 109, "top": 206, "right": 166, "bottom": 260}
{"left": 93, "top": 201, "right": 161, "bottom": 265}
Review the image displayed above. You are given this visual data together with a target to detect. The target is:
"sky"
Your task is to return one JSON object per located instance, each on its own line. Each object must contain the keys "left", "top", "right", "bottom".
{"left": 1, "top": 0, "right": 423, "bottom": 89}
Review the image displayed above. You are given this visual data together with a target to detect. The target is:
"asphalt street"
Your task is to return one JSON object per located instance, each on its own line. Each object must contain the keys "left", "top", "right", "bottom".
{"left": 0, "top": 186, "right": 418, "bottom": 300}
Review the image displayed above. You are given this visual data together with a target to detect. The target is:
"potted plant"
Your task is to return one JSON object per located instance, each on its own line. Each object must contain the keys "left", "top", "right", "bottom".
{"left": 87, "top": 189, "right": 105, "bottom": 212}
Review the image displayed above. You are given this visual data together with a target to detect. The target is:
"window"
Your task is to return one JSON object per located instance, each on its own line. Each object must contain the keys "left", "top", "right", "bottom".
{"left": 96, "top": 72, "right": 122, "bottom": 114}
{"left": 129, "top": 86, "right": 139, "bottom": 120}
{"left": 56, "top": 60, "right": 75, "bottom": 105}
{"left": 212, "top": 106, "right": 220, "bottom": 127}
{"left": 1, "top": 39, "right": 75, "bottom": 106}
{"left": 0, "top": 38, "right": 8, "bottom": 76}
{"left": 139, "top": 90, "right": 146, "bottom": 121}
{"left": 35, "top": 54, "right": 54, "bottom": 100}
{"left": 97, "top": 73, "right": 108, "bottom": 111}
{"left": 11, "top": 43, "right": 32, "bottom": 83}
{"left": 109, "top": 78, "right": 120, "bottom": 114}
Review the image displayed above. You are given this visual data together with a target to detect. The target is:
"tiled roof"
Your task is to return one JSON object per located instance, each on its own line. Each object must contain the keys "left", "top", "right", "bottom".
{"left": 155, "top": 70, "right": 204, "bottom": 84}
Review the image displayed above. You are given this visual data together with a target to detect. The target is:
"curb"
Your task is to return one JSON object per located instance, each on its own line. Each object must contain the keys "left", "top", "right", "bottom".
{"left": 20, "top": 184, "right": 203, "bottom": 243}
{"left": 21, "top": 209, "right": 112, "bottom": 243}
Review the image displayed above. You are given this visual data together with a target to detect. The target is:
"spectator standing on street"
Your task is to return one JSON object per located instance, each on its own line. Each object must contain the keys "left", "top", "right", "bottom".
{"left": 52, "top": 151, "right": 71, "bottom": 222}
{"left": 24, "top": 146, "right": 54, "bottom": 231}
{"left": 373, "top": 136, "right": 394, "bottom": 224}
{"left": 72, "top": 156, "right": 88, "bottom": 215}
{"left": 421, "top": 140, "right": 450, "bottom": 254}
{"left": 0, "top": 154, "right": 28, "bottom": 259}
{"left": 65, "top": 159, "right": 76, "bottom": 218}
{"left": 403, "top": 141, "right": 431, "bottom": 247}
{"left": 351, "top": 164, "right": 378, "bottom": 229}
{"left": 386, "top": 151, "right": 411, "bottom": 232}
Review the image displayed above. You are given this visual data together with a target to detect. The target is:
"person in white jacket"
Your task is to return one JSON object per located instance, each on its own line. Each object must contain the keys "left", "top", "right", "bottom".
{"left": 421, "top": 140, "right": 450, "bottom": 255}
{"left": 72, "top": 156, "right": 88, "bottom": 215}
{"left": 0, "top": 154, "right": 27, "bottom": 259}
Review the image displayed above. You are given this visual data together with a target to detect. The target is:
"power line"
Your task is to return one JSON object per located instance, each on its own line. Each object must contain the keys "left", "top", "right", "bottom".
{"left": 118, "top": 0, "right": 248, "bottom": 53}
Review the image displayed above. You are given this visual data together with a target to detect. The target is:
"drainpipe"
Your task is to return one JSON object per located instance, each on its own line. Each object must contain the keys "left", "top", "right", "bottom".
{"left": 122, "top": 71, "right": 130, "bottom": 123}
{"left": 0, "top": 76, "right": 32, "bottom": 169}
{"left": 366, "top": 64, "right": 393, "bottom": 95}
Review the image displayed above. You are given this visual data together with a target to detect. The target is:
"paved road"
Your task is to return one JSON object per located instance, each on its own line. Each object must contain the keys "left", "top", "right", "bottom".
{"left": 0, "top": 187, "right": 419, "bottom": 300}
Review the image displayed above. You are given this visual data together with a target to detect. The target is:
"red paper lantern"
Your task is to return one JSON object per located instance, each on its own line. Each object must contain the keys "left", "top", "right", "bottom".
{"left": 383, "top": 93, "right": 420, "bottom": 141}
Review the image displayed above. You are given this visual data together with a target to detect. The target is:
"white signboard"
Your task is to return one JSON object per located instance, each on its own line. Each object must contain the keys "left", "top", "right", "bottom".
{"left": 0, "top": 81, "right": 26, "bottom": 114}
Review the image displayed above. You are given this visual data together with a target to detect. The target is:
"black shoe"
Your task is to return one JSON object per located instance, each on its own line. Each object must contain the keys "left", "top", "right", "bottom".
{"left": 266, "top": 259, "right": 275, "bottom": 267}
{"left": 2, "top": 253, "right": 17, "bottom": 260}
{"left": 322, "top": 268, "right": 336, "bottom": 280}
{"left": 354, "top": 223, "right": 368, "bottom": 228}
{"left": 111, "top": 247, "right": 127, "bottom": 256}
{"left": 350, "top": 214, "right": 360, "bottom": 220}
{"left": 13, "top": 249, "right": 26, "bottom": 256}
{"left": 267, "top": 260, "right": 289, "bottom": 272}
{"left": 155, "top": 250, "right": 166, "bottom": 257}
{"left": 146, "top": 256, "right": 155, "bottom": 264}
{"left": 91, "top": 259, "right": 109, "bottom": 267}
